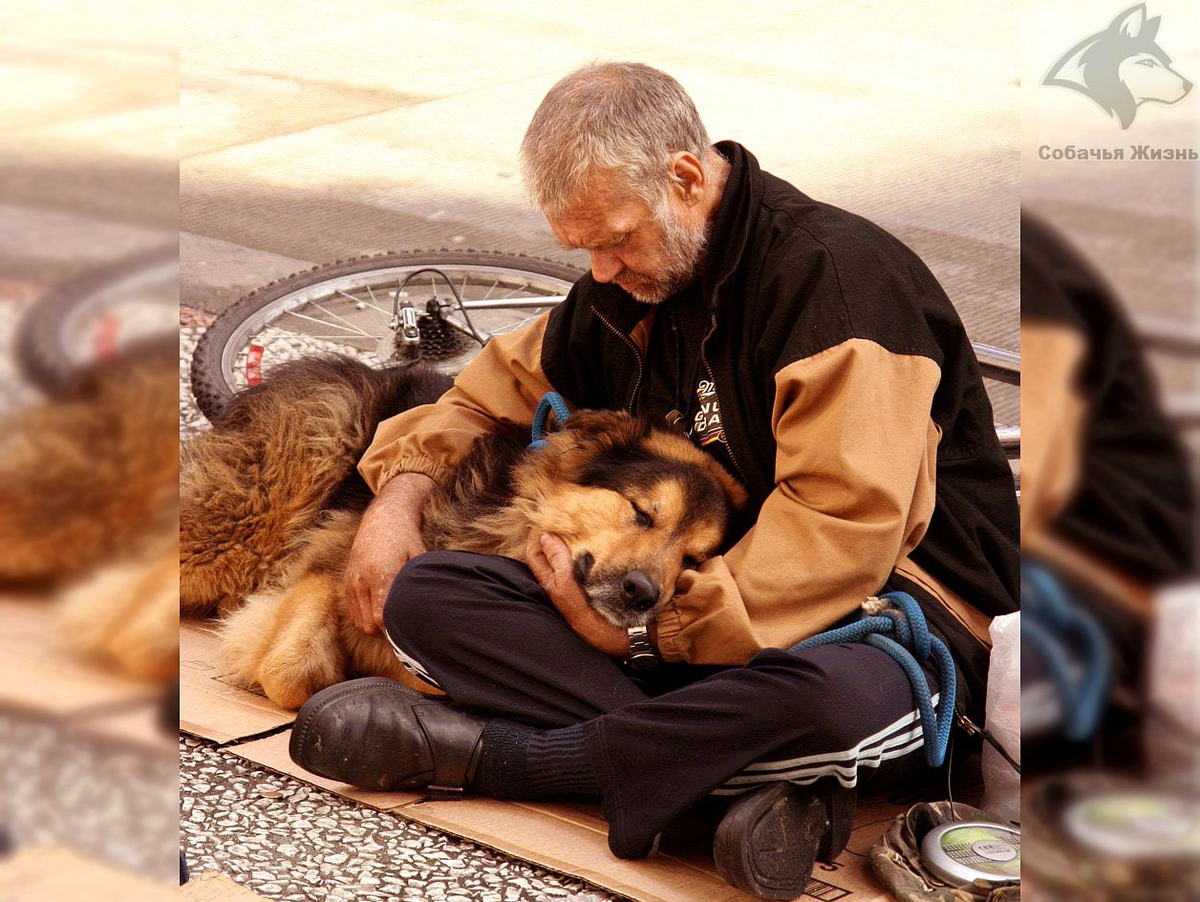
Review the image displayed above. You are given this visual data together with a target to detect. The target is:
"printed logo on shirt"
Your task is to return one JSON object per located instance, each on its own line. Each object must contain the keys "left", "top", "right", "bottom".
{"left": 692, "top": 378, "right": 728, "bottom": 448}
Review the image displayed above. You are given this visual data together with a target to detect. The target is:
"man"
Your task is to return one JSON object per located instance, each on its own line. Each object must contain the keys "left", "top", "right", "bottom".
{"left": 291, "top": 63, "right": 1019, "bottom": 898}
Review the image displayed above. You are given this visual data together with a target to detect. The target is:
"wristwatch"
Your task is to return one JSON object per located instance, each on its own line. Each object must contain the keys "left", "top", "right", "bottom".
{"left": 626, "top": 625, "right": 658, "bottom": 670}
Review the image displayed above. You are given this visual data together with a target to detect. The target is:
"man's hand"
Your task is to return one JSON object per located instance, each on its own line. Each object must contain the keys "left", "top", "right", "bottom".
{"left": 343, "top": 473, "right": 437, "bottom": 635}
{"left": 526, "top": 532, "right": 631, "bottom": 657}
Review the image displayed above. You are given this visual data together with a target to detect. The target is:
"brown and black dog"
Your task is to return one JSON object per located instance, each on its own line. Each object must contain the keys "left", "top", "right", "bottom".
{"left": 180, "top": 356, "right": 745, "bottom": 708}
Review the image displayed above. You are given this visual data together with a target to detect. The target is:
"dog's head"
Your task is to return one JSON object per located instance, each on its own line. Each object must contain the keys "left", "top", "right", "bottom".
{"left": 513, "top": 409, "right": 747, "bottom": 628}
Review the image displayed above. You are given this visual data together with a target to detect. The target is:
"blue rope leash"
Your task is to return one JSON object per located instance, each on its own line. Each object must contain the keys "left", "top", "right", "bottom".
{"left": 1021, "top": 561, "right": 1109, "bottom": 742}
{"left": 529, "top": 391, "right": 572, "bottom": 449}
{"left": 790, "top": 591, "right": 957, "bottom": 768}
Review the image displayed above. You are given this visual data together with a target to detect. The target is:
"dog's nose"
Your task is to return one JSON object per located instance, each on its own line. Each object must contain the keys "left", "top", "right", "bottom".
{"left": 620, "top": 570, "right": 660, "bottom": 611}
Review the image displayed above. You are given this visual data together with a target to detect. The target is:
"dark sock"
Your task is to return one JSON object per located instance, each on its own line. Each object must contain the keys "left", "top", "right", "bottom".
{"left": 470, "top": 720, "right": 599, "bottom": 800}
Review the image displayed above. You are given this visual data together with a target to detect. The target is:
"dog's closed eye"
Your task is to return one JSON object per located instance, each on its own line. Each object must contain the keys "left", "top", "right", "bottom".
{"left": 631, "top": 501, "right": 654, "bottom": 528}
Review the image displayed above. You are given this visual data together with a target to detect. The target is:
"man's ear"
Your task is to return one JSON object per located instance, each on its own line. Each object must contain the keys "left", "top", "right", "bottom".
{"left": 669, "top": 152, "right": 706, "bottom": 205}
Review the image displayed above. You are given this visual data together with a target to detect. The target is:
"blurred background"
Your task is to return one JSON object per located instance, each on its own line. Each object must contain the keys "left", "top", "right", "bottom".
{"left": 0, "top": 0, "right": 180, "bottom": 894}
{"left": 1021, "top": 1, "right": 1199, "bottom": 898}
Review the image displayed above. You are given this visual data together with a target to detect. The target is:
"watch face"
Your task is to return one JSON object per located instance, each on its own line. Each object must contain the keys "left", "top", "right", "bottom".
{"left": 628, "top": 650, "right": 658, "bottom": 671}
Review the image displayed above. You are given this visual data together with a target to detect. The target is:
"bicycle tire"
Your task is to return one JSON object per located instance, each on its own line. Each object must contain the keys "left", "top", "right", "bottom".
{"left": 189, "top": 249, "right": 584, "bottom": 422}
{"left": 188, "top": 248, "right": 1021, "bottom": 464}
{"left": 15, "top": 245, "right": 179, "bottom": 395}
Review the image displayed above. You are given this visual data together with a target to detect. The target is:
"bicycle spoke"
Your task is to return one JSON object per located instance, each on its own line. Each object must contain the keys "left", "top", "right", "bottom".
{"left": 289, "top": 334, "right": 376, "bottom": 343}
{"left": 490, "top": 313, "right": 541, "bottom": 334}
{"left": 335, "top": 289, "right": 392, "bottom": 322}
{"left": 281, "top": 309, "right": 366, "bottom": 334}
{"left": 201, "top": 256, "right": 584, "bottom": 422}
{"left": 309, "top": 300, "right": 373, "bottom": 336}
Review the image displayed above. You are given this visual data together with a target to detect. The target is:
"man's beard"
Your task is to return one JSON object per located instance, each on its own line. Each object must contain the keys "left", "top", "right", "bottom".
{"left": 617, "top": 206, "right": 709, "bottom": 304}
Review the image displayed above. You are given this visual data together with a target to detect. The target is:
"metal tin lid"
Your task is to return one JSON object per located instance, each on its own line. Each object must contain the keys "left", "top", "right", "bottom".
{"left": 920, "top": 821, "right": 1021, "bottom": 886}
{"left": 1064, "top": 791, "right": 1200, "bottom": 860}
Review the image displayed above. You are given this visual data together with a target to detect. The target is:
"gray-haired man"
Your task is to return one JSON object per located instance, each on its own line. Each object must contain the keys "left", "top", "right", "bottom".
{"left": 292, "top": 63, "right": 1019, "bottom": 898}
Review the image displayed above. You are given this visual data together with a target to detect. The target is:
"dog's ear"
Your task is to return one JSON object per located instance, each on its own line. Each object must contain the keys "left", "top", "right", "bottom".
{"left": 557, "top": 410, "right": 644, "bottom": 450}
{"left": 546, "top": 409, "right": 646, "bottom": 481}
{"left": 701, "top": 457, "right": 748, "bottom": 510}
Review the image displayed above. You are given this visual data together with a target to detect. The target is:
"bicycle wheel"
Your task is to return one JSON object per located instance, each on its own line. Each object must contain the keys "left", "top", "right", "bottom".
{"left": 189, "top": 249, "right": 583, "bottom": 421}
{"left": 15, "top": 245, "right": 179, "bottom": 394}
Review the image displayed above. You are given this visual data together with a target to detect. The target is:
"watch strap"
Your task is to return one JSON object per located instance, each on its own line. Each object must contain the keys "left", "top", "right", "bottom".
{"left": 626, "top": 625, "right": 658, "bottom": 670}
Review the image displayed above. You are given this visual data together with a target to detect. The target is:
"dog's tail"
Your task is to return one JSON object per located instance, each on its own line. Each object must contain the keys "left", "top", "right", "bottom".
{"left": 180, "top": 355, "right": 452, "bottom": 616}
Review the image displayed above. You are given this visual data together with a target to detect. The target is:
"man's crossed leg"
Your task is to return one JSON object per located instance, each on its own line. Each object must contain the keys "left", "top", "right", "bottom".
{"left": 292, "top": 552, "right": 944, "bottom": 898}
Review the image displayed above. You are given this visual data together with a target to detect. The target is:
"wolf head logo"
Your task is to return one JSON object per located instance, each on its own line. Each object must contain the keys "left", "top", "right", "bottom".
{"left": 1044, "top": 4, "right": 1192, "bottom": 129}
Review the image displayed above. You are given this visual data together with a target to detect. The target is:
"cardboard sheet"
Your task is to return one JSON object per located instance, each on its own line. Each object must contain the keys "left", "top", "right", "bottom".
{"left": 176, "top": 619, "right": 908, "bottom": 900}
{"left": 0, "top": 597, "right": 161, "bottom": 717}
{"left": 179, "top": 621, "right": 294, "bottom": 744}
{"left": 0, "top": 846, "right": 176, "bottom": 901}
{"left": 405, "top": 795, "right": 901, "bottom": 902}
{"left": 72, "top": 699, "right": 178, "bottom": 755}
{"left": 229, "top": 724, "right": 899, "bottom": 902}
{"left": 181, "top": 871, "right": 271, "bottom": 901}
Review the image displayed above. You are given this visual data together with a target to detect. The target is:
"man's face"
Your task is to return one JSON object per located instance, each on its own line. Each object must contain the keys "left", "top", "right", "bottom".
{"left": 547, "top": 180, "right": 708, "bottom": 304}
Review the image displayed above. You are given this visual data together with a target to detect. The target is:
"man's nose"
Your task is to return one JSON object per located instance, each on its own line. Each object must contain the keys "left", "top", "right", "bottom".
{"left": 589, "top": 249, "right": 622, "bottom": 283}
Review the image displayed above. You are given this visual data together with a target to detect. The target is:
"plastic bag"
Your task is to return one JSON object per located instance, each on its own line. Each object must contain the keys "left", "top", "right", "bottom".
{"left": 981, "top": 612, "right": 1020, "bottom": 823}
{"left": 1145, "top": 581, "right": 1200, "bottom": 785}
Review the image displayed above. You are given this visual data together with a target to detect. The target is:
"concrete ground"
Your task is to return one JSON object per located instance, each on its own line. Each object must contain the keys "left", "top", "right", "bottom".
{"left": 176, "top": 0, "right": 1022, "bottom": 427}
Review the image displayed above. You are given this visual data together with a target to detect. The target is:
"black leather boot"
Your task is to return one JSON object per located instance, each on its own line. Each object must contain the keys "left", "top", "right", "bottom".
{"left": 712, "top": 782, "right": 856, "bottom": 900}
{"left": 289, "top": 678, "right": 489, "bottom": 796}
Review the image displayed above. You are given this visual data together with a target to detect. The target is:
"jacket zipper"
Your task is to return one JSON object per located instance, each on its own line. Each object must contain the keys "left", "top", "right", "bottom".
{"left": 592, "top": 307, "right": 644, "bottom": 413}
{"left": 699, "top": 313, "right": 749, "bottom": 484}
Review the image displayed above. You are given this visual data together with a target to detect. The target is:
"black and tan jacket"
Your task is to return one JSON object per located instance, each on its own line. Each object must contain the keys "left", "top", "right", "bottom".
{"left": 360, "top": 142, "right": 1019, "bottom": 713}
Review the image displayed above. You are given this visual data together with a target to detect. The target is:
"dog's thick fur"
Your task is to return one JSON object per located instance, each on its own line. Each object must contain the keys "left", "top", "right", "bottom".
{"left": 0, "top": 342, "right": 180, "bottom": 682}
{"left": 180, "top": 355, "right": 744, "bottom": 708}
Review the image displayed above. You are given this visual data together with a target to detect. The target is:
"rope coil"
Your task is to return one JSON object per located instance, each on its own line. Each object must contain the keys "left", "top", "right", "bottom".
{"left": 790, "top": 592, "right": 957, "bottom": 768}
{"left": 1022, "top": 561, "right": 1109, "bottom": 743}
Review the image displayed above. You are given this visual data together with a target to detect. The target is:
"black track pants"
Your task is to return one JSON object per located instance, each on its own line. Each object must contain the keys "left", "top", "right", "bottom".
{"left": 384, "top": 551, "right": 944, "bottom": 855}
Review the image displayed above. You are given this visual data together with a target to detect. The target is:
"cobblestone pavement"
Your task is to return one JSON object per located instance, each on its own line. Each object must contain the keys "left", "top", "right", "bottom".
{"left": 180, "top": 737, "right": 611, "bottom": 902}
{"left": 0, "top": 709, "right": 177, "bottom": 884}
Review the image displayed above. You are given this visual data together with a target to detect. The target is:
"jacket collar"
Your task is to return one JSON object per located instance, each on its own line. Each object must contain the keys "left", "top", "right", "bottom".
{"left": 589, "top": 141, "right": 764, "bottom": 334}
{"left": 703, "top": 141, "right": 762, "bottom": 301}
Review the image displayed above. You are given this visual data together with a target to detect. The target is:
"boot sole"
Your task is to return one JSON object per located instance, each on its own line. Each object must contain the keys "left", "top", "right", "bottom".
{"left": 713, "top": 783, "right": 828, "bottom": 900}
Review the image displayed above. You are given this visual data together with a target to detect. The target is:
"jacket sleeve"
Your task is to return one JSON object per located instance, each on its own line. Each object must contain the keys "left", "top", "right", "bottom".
{"left": 654, "top": 337, "right": 942, "bottom": 664}
{"left": 358, "top": 312, "right": 556, "bottom": 492}
{"left": 1019, "top": 321, "right": 1086, "bottom": 541}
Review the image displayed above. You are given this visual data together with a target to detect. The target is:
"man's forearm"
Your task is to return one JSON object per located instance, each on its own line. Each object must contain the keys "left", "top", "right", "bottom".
{"left": 371, "top": 471, "right": 437, "bottom": 526}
